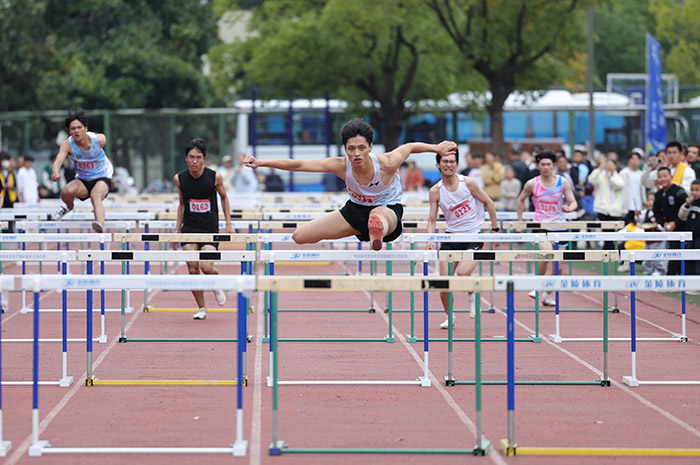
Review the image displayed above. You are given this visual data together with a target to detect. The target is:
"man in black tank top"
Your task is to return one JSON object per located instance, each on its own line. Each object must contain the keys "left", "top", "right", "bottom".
{"left": 174, "top": 138, "right": 234, "bottom": 320}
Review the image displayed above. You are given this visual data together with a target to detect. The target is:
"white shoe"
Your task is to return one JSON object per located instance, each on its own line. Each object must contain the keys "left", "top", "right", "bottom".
{"left": 528, "top": 290, "right": 537, "bottom": 300}
{"left": 91, "top": 221, "right": 104, "bottom": 233}
{"left": 214, "top": 289, "right": 226, "bottom": 306}
{"left": 541, "top": 292, "right": 556, "bottom": 307}
{"left": 440, "top": 315, "right": 455, "bottom": 329}
{"left": 617, "top": 262, "right": 630, "bottom": 273}
{"left": 193, "top": 308, "right": 207, "bottom": 320}
{"left": 469, "top": 295, "right": 477, "bottom": 318}
{"left": 49, "top": 206, "right": 70, "bottom": 221}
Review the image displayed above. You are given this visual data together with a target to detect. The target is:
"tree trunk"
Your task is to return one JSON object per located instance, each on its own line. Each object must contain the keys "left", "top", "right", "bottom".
{"left": 486, "top": 79, "right": 513, "bottom": 158}
{"left": 377, "top": 107, "right": 407, "bottom": 152}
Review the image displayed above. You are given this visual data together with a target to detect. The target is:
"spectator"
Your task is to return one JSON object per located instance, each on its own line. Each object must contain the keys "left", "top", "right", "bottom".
{"left": 588, "top": 156, "right": 625, "bottom": 250}
{"left": 461, "top": 153, "right": 484, "bottom": 188}
{"left": 678, "top": 180, "right": 700, "bottom": 277}
{"left": 481, "top": 151, "right": 504, "bottom": 200}
{"left": 500, "top": 165, "right": 521, "bottom": 211}
{"left": 508, "top": 148, "right": 530, "bottom": 187}
{"left": 620, "top": 150, "right": 645, "bottom": 225}
{"left": 687, "top": 144, "right": 700, "bottom": 180}
{"left": 405, "top": 161, "right": 425, "bottom": 191}
{"left": 217, "top": 155, "right": 236, "bottom": 193}
{"left": 16, "top": 156, "right": 39, "bottom": 205}
{"left": 322, "top": 171, "right": 345, "bottom": 192}
{"left": 233, "top": 153, "right": 259, "bottom": 194}
{"left": 571, "top": 149, "right": 590, "bottom": 192}
{"left": 264, "top": 168, "right": 285, "bottom": 192}
{"left": 643, "top": 142, "right": 696, "bottom": 194}
{"left": 0, "top": 152, "right": 17, "bottom": 208}
{"left": 654, "top": 166, "right": 687, "bottom": 275}
{"left": 398, "top": 162, "right": 409, "bottom": 190}
{"left": 636, "top": 192, "right": 667, "bottom": 276}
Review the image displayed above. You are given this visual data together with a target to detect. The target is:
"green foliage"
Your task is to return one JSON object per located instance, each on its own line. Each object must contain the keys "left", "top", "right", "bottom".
{"left": 0, "top": 0, "right": 220, "bottom": 111}
{"left": 652, "top": 0, "right": 700, "bottom": 85}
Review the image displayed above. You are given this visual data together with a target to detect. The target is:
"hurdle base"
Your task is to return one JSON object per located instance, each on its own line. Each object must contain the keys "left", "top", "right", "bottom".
{"left": 59, "top": 376, "right": 74, "bottom": 387}
{"left": 266, "top": 376, "right": 273, "bottom": 387}
{"left": 0, "top": 440, "right": 11, "bottom": 457}
{"left": 622, "top": 376, "right": 639, "bottom": 387}
{"left": 418, "top": 376, "right": 431, "bottom": 387}
{"left": 672, "top": 333, "right": 688, "bottom": 342}
{"left": 529, "top": 334, "right": 542, "bottom": 343}
{"left": 384, "top": 335, "right": 395, "bottom": 343}
{"left": 262, "top": 336, "right": 270, "bottom": 343}
{"left": 598, "top": 377, "right": 611, "bottom": 387}
{"left": 609, "top": 307, "right": 620, "bottom": 314}
{"left": 368, "top": 307, "right": 376, "bottom": 313}
{"left": 232, "top": 440, "right": 247, "bottom": 457}
{"left": 269, "top": 440, "right": 287, "bottom": 456}
{"left": 405, "top": 335, "right": 418, "bottom": 343}
{"left": 473, "top": 440, "right": 490, "bottom": 456}
{"left": 548, "top": 334, "right": 563, "bottom": 343}
{"left": 444, "top": 376, "right": 456, "bottom": 387}
{"left": 500, "top": 438, "right": 518, "bottom": 456}
{"left": 28, "top": 440, "right": 50, "bottom": 457}
{"left": 97, "top": 334, "right": 108, "bottom": 343}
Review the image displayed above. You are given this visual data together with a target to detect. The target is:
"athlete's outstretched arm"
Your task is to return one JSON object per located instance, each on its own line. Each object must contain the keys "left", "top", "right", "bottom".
{"left": 382, "top": 141, "right": 457, "bottom": 172}
{"left": 244, "top": 155, "right": 345, "bottom": 178}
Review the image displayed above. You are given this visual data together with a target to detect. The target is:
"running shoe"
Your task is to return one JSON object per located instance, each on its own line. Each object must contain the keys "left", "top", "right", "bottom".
{"left": 528, "top": 290, "right": 537, "bottom": 299}
{"left": 49, "top": 206, "right": 70, "bottom": 221}
{"left": 91, "top": 221, "right": 104, "bottom": 233}
{"left": 193, "top": 308, "right": 207, "bottom": 320}
{"left": 617, "top": 261, "right": 630, "bottom": 273}
{"left": 440, "top": 314, "right": 456, "bottom": 329}
{"left": 214, "top": 289, "right": 226, "bottom": 306}
{"left": 541, "top": 292, "right": 556, "bottom": 307}
{"left": 368, "top": 213, "right": 384, "bottom": 251}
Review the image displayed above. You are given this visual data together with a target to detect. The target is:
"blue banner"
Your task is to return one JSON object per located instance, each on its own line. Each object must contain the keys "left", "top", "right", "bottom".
{"left": 646, "top": 33, "right": 667, "bottom": 155}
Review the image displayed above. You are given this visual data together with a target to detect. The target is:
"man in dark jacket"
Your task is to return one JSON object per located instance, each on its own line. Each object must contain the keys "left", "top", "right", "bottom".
{"left": 654, "top": 167, "right": 687, "bottom": 275}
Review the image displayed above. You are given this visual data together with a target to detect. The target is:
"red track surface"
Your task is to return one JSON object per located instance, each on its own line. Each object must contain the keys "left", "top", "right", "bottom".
{"left": 2, "top": 254, "right": 700, "bottom": 465}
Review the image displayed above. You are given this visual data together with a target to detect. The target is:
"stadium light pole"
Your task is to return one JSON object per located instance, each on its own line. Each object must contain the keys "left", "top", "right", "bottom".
{"left": 587, "top": 5, "right": 596, "bottom": 158}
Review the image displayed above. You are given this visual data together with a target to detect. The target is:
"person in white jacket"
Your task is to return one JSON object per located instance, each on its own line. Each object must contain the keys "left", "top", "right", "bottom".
{"left": 619, "top": 150, "right": 645, "bottom": 225}
{"left": 588, "top": 155, "right": 625, "bottom": 250}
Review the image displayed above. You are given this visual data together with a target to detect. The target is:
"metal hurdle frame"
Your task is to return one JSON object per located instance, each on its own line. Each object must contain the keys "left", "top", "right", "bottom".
{"left": 622, "top": 249, "right": 700, "bottom": 387}
{"left": 0, "top": 251, "right": 80, "bottom": 387}
{"left": 547, "top": 231, "right": 690, "bottom": 343}
{"left": 0, "top": 275, "right": 11, "bottom": 456}
{"left": 439, "top": 251, "right": 616, "bottom": 387}
{"left": 14, "top": 273, "right": 253, "bottom": 457}
{"left": 76, "top": 249, "right": 255, "bottom": 350}
{"left": 499, "top": 275, "right": 700, "bottom": 457}
{"left": 259, "top": 275, "right": 493, "bottom": 456}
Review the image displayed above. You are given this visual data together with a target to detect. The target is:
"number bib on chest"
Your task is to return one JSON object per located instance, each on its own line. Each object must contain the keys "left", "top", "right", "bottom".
{"left": 189, "top": 198, "right": 211, "bottom": 213}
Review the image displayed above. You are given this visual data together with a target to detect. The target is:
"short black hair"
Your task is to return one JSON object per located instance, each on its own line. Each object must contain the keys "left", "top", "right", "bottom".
{"left": 65, "top": 109, "right": 88, "bottom": 128}
{"left": 185, "top": 138, "right": 207, "bottom": 157}
{"left": 340, "top": 118, "right": 374, "bottom": 146}
{"left": 657, "top": 166, "right": 671, "bottom": 175}
{"left": 691, "top": 180, "right": 700, "bottom": 187}
{"left": 666, "top": 141, "right": 683, "bottom": 152}
{"left": 628, "top": 151, "right": 642, "bottom": 160}
{"left": 436, "top": 147, "right": 460, "bottom": 165}
{"left": 24, "top": 156, "right": 34, "bottom": 162}
{"left": 535, "top": 150, "right": 556, "bottom": 164}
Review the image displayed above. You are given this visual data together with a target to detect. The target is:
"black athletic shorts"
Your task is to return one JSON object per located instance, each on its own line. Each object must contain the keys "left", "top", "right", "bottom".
{"left": 439, "top": 241, "right": 484, "bottom": 251}
{"left": 532, "top": 229, "right": 569, "bottom": 248}
{"left": 338, "top": 200, "right": 404, "bottom": 243}
{"left": 77, "top": 177, "right": 112, "bottom": 199}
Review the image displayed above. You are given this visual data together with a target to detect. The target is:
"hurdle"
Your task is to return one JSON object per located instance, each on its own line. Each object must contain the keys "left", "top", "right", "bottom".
{"left": 622, "top": 250, "right": 700, "bottom": 386}
{"left": 259, "top": 275, "right": 493, "bottom": 456}
{"left": 546, "top": 231, "right": 689, "bottom": 343}
{"left": 17, "top": 274, "right": 252, "bottom": 457}
{"left": 0, "top": 276, "right": 11, "bottom": 456}
{"left": 500, "top": 275, "right": 700, "bottom": 457}
{"left": 77, "top": 249, "right": 255, "bottom": 345}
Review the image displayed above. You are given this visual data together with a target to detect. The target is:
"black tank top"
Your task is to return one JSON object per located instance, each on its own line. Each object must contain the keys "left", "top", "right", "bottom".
{"left": 178, "top": 167, "right": 219, "bottom": 233}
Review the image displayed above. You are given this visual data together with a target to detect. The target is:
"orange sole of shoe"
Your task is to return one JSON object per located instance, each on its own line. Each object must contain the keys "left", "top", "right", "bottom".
{"left": 368, "top": 214, "right": 384, "bottom": 251}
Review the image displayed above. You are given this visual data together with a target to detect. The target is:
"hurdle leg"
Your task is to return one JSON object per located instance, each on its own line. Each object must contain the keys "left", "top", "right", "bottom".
{"left": 419, "top": 254, "right": 430, "bottom": 387}
{"left": 368, "top": 260, "right": 376, "bottom": 313}
{"left": 267, "top": 259, "right": 276, "bottom": 386}
{"left": 623, "top": 254, "right": 640, "bottom": 387}
{"left": 0, "top": 282, "right": 11, "bottom": 456}
{"left": 501, "top": 281, "right": 517, "bottom": 456}
{"left": 269, "top": 272, "right": 285, "bottom": 454}
{"left": 600, "top": 260, "right": 610, "bottom": 386}
{"left": 119, "top": 237, "right": 127, "bottom": 342}
{"left": 473, "top": 290, "right": 489, "bottom": 454}
{"left": 676, "top": 241, "right": 688, "bottom": 341}
{"left": 549, "top": 240, "right": 562, "bottom": 343}
{"left": 445, "top": 261, "right": 456, "bottom": 385}
{"left": 233, "top": 287, "right": 248, "bottom": 456}
{"left": 29, "top": 286, "right": 50, "bottom": 456}
{"left": 86, "top": 260, "right": 95, "bottom": 383}
{"left": 59, "top": 256, "right": 73, "bottom": 387}
{"left": 384, "top": 243, "right": 394, "bottom": 343}
{"left": 98, "top": 238, "right": 107, "bottom": 343}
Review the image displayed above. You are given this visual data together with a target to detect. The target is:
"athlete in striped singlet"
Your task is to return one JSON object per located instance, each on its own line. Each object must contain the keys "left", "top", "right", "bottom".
{"left": 516, "top": 151, "right": 577, "bottom": 306}
{"left": 244, "top": 118, "right": 456, "bottom": 250}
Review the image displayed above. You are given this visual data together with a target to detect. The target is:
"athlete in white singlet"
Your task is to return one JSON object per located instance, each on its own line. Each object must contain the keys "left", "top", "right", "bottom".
{"left": 427, "top": 151, "right": 498, "bottom": 327}
{"left": 50, "top": 109, "right": 113, "bottom": 233}
{"left": 244, "top": 118, "right": 456, "bottom": 250}
{"left": 516, "top": 151, "right": 577, "bottom": 306}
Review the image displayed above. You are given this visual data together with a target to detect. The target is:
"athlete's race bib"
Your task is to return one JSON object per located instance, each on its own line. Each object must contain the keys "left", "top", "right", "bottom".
{"left": 450, "top": 199, "right": 472, "bottom": 218}
{"left": 189, "top": 198, "right": 211, "bottom": 213}
{"left": 75, "top": 161, "right": 96, "bottom": 170}
{"left": 539, "top": 201, "right": 557, "bottom": 213}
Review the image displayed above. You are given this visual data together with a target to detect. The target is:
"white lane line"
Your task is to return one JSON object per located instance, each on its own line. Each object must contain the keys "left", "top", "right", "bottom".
{"left": 3, "top": 291, "right": 151, "bottom": 465}
{"left": 248, "top": 291, "right": 264, "bottom": 465}
{"left": 366, "top": 291, "right": 508, "bottom": 465}
{"left": 2, "top": 289, "right": 56, "bottom": 323}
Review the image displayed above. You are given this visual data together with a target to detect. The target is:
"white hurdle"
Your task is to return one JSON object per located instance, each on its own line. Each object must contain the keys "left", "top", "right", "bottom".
{"left": 15, "top": 273, "right": 254, "bottom": 457}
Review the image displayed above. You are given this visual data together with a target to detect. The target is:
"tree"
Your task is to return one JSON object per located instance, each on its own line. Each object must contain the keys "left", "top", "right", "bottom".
{"left": 0, "top": 0, "right": 220, "bottom": 111}
{"left": 427, "top": 0, "right": 592, "bottom": 156}
{"left": 652, "top": 0, "right": 700, "bottom": 86}
{"left": 209, "top": 0, "right": 464, "bottom": 150}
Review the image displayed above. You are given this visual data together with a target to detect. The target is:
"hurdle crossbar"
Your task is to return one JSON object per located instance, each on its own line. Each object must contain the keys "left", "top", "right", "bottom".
{"left": 260, "top": 250, "right": 436, "bottom": 262}
{"left": 440, "top": 250, "right": 618, "bottom": 262}
{"left": 501, "top": 220, "right": 625, "bottom": 230}
{"left": 16, "top": 220, "right": 137, "bottom": 231}
{"left": 116, "top": 233, "right": 258, "bottom": 243}
{"left": 403, "top": 232, "right": 545, "bottom": 243}
{"left": 257, "top": 275, "right": 492, "bottom": 292}
{"left": 77, "top": 250, "right": 256, "bottom": 262}
{"left": 546, "top": 231, "right": 690, "bottom": 242}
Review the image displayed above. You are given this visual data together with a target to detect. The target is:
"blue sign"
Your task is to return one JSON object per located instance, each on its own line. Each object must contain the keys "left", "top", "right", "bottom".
{"left": 646, "top": 33, "right": 667, "bottom": 154}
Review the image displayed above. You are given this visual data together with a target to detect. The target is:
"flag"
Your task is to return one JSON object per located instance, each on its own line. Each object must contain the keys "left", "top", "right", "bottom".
{"left": 645, "top": 33, "right": 667, "bottom": 155}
